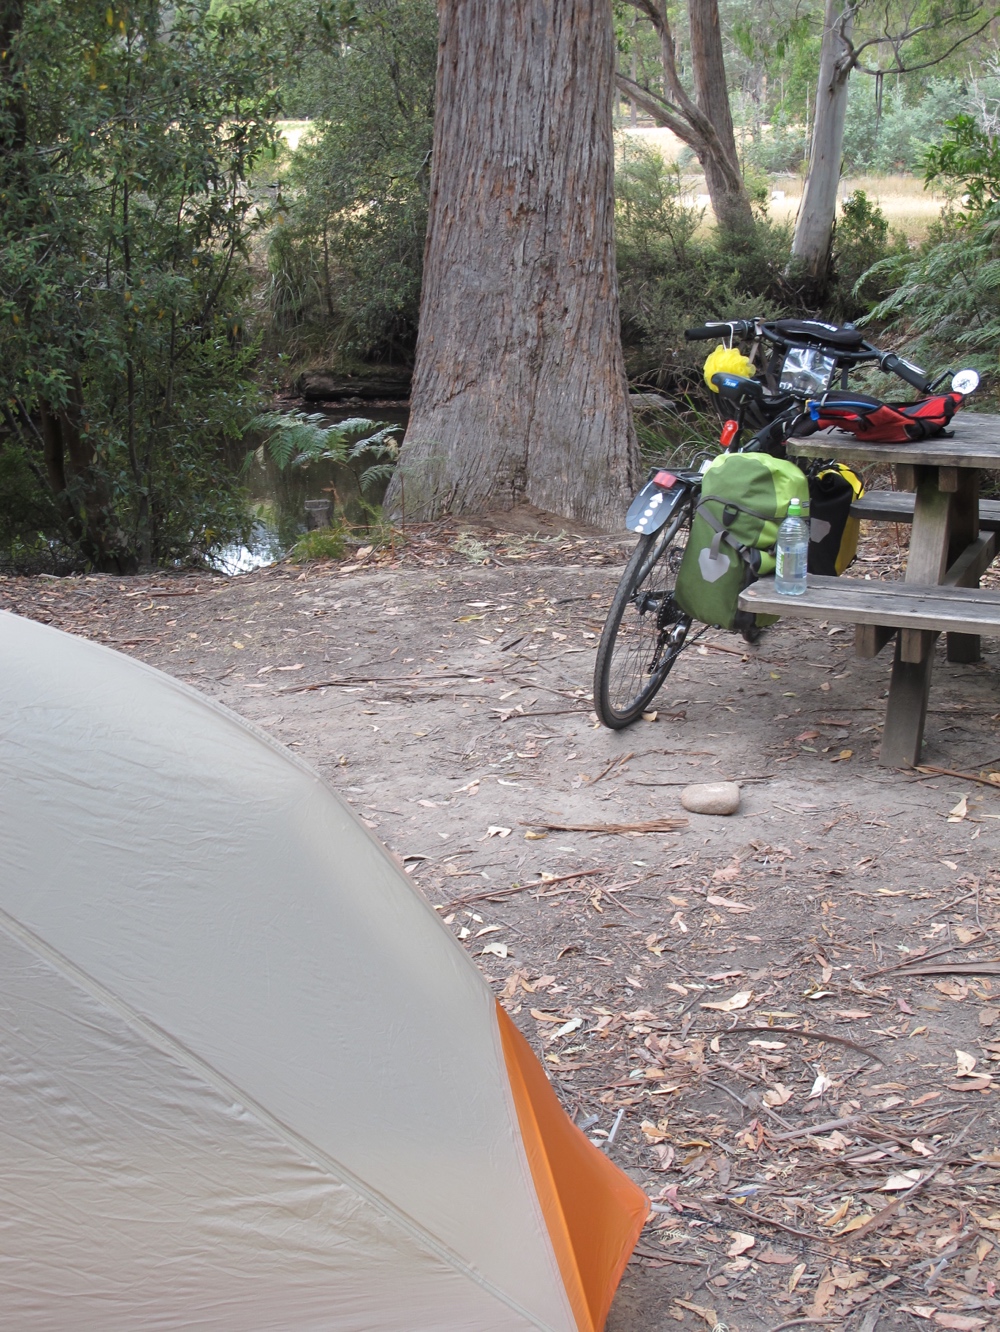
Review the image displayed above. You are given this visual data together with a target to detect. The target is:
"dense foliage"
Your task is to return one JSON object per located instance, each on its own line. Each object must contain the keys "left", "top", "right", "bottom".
{"left": 3, "top": 0, "right": 999, "bottom": 573}
{"left": 864, "top": 117, "right": 1000, "bottom": 373}
{"left": 0, "top": 0, "right": 279, "bottom": 571}
{"left": 266, "top": 0, "right": 436, "bottom": 366}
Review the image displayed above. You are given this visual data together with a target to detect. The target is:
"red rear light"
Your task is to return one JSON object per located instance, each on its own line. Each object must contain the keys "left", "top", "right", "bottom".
{"left": 720, "top": 420, "right": 739, "bottom": 449}
{"left": 653, "top": 470, "right": 677, "bottom": 488}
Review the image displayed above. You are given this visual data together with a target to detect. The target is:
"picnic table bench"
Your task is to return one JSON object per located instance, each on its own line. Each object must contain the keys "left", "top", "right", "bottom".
{"left": 738, "top": 414, "right": 1000, "bottom": 767}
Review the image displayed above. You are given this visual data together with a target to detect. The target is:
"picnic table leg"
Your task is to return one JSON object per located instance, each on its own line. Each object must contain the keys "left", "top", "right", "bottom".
{"left": 945, "top": 469, "right": 981, "bottom": 664}
{"left": 881, "top": 646, "right": 935, "bottom": 767}
{"left": 879, "top": 470, "right": 950, "bottom": 767}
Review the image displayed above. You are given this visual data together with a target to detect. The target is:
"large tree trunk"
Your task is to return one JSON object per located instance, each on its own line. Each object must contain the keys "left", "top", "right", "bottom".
{"left": 384, "top": 0, "right": 638, "bottom": 529}
{"left": 790, "top": 0, "right": 853, "bottom": 301}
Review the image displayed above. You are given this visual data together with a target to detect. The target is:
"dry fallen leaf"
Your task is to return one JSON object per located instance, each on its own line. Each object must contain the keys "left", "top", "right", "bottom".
{"left": 788, "top": 1261, "right": 807, "bottom": 1293}
{"left": 700, "top": 990, "right": 752, "bottom": 1013}
{"left": 882, "top": 1169, "right": 922, "bottom": 1190}
{"left": 980, "top": 1007, "right": 1000, "bottom": 1027}
{"left": 837, "top": 1213, "right": 875, "bottom": 1234}
{"left": 763, "top": 1082, "right": 794, "bottom": 1107}
{"left": 480, "top": 941, "right": 508, "bottom": 959}
{"left": 813, "top": 1129, "right": 851, "bottom": 1153}
{"left": 671, "top": 1298, "right": 719, "bottom": 1328}
{"left": 954, "top": 925, "right": 977, "bottom": 944}
{"left": 934, "top": 979, "right": 968, "bottom": 1000}
{"left": 549, "top": 1016, "right": 582, "bottom": 1040}
{"left": 810, "top": 1268, "right": 837, "bottom": 1315}
{"left": 486, "top": 825, "right": 512, "bottom": 838}
{"left": 756, "top": 1249, "right": 797, "bottom": 1264}
{"left": 956, "top": 1049, "right": 978, "bottom": 1077}
{"left": 705, "top": 894, "right": 755, "bottom": 913}
{"left": 822, "top": 1198, "right": 851, "bottom": 1227}
{"left": 808, "top": 1071, "right": 834, "bottom": 1099}
{"left": 948, "top": 795, "right": 969, "bottom": 822}
{"left": 932, "top": 1315, "right": 988, "bottom": 1330}
{"left": 711, "top": 861, "right": 741, "bottom": 883}
{"left": 726, "top": 1232, "right": 755, "bottom": 1257}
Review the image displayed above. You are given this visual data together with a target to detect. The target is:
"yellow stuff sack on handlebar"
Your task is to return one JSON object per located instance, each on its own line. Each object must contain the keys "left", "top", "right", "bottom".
{"left": 703, "top": 344, "right": 755, "bottom": 392}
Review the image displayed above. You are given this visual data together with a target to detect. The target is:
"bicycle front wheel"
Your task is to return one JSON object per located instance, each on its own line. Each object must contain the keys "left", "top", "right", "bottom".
{"left": 593, "top": 514, "right": 693, "bottom": 729}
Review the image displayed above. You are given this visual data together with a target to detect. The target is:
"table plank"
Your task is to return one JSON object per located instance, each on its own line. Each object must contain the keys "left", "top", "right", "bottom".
{"left": 851, "top": 492, "right": 1000, "bottom": 530}
{"left": 739, "top": 576, "right": 1000, "bottom": 636}
{"left": 790, "top": 412, "right": 1000, "bottom": 468}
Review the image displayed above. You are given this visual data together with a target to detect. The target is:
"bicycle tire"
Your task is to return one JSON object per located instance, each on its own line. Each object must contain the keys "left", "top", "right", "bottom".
{"left": 593, "top": 512, "right": 693, "bottom": 729}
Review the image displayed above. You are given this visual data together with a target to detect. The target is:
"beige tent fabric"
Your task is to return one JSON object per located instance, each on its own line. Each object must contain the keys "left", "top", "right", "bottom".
{"left": 0, "top": 611, "right": 578, "bottom": 1330}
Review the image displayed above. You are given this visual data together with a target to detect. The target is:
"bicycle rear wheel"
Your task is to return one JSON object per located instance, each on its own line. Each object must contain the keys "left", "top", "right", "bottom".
{"left": 594, "top": 512, "right": 693, "bottom": 729}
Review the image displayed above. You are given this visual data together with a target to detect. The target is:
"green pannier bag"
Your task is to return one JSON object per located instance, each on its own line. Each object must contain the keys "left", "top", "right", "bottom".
{"left": 674, "top": 451, "right": 809, "bottom": 632}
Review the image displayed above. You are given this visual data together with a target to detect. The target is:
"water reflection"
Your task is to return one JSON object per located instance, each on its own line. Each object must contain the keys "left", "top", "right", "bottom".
{"left": 211, "top": 406, "right": 408, "bottom": 573}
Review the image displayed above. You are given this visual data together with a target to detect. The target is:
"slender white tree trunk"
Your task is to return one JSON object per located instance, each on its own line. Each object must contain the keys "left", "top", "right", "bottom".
{"left": 790, "top": 0, "right": 853, "bottom": 299}
{"left": 385, "top": 0, "right": 638, "bottom": 529}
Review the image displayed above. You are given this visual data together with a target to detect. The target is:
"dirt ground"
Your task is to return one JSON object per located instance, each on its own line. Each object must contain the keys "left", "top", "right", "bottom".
{"left": 5, "top": 512, "right": 1000, "bottom": 1332}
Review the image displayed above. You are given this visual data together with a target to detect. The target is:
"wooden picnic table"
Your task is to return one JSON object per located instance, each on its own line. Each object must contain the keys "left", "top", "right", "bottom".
{"left": 739, "top": 414, "right": 1000, "bottom": 767}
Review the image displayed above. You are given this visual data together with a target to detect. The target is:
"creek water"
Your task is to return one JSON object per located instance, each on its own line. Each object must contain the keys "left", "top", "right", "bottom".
{"left": 212, "top": 406, "right": 409, "bottom": 574}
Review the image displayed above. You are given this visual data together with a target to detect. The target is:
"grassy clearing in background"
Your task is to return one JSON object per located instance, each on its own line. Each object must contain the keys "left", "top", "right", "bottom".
{"left": 618, "top": 128, "right": 949, "bottom": 242}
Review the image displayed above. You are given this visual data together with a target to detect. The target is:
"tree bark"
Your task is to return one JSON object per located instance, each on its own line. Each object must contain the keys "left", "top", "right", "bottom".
{"left": 617, "top": 0, "right": 754, "bottom": 237}
{"left": 790, "top": 0, "right": 853, "bottom": 301}
{"left": 384, "top": 0, "right": 638, "bottom": 529}
{"left": 687, "top": 0, "right": 753, "bottom": 236}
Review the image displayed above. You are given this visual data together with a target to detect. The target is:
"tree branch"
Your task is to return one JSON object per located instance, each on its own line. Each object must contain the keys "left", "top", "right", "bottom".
{"left": 836, "top": 3, "right": 993, "bottom": 78}
{"left": 614, "top": 73, "right": 705, "bottom": 152}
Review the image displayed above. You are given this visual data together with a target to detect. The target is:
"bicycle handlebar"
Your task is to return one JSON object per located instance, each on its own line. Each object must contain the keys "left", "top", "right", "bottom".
{"left": 879, "top": 353, "right": 932, "bottom": 394}
{"left": 684, "top": 321, "right": 753, "bottom": 341}
{"left": 686, "top": 316, "right": 938, "bottom": 395}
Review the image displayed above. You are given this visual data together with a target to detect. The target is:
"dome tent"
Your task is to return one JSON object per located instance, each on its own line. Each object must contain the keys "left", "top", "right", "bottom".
{"left": 0, "top": 611, "right": 647, "bottom": 1330}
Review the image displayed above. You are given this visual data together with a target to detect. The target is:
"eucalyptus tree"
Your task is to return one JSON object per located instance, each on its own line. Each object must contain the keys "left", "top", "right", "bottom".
{"left": 386, "top": 0, "right": 638, "bottom": 529}
{"left": 615, "top": 0, "right": 755, "bottom": 236}
{"left": 791, "top": 0, "right": 995, "bottom": 300}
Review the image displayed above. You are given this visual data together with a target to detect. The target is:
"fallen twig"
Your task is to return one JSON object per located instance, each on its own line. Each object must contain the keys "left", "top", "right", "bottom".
{"left": 914, "top": 763, "right": 1000, "bottom": 789}
{"left": 281, "top": 670, "right": 482, "bottom": 693}
{"left": 520, "top": 817, "right": 688, "bottom": 835}
{"left": 861, "top": 935, "right": 986, "bottom": 978}
{"left": 703, "top": 1025, "right": 884, "bottom": 1065}
{"left": 718, "top": 1199, "right": 828, "bottom": 1245}
{"left": 765, "top": 1319, "right": 843, "bottom": 1332}
{"left": 847, "top": 1113, "right": 982, "bottom": 1242}
{"left": 590, "top": 751, "right": 634, "bottom": 785}
{"left": 766, "top": 1114, "right": 864, "bottom": 1144}
{"left": 441, "top": 867, "right": 607, "bottom": 911}
{"left": 630, "top": 1243, "right": 704, "bottom": 1266}
{"left": 888, "top": 960, "right": 1000, "bottom": 977}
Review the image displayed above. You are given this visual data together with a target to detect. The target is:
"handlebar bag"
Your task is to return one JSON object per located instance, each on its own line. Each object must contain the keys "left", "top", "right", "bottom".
{"left": 675, "top": 452, "right": 808, "bottom": 632}
{"left": 809, "top": 391, "right": 962, "bottom": 443}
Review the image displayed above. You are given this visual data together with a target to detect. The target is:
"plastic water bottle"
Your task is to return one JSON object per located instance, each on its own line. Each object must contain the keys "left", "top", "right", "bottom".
{"left": 775, "top": 498, "right": 809, "bottom": 596}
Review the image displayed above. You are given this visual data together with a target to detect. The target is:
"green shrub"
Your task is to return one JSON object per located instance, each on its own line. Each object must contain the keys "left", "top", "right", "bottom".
{"left": 830, "top": 191, "right": 907, "bottom": 320}
{"left": 614, "top": 138, "right": 791, "bottom": 398}
{"left": 0, "top": 0, "right": 279, "bottom": 571}
{"left": 289, "top": 525, "right": 349, "bottom": 563}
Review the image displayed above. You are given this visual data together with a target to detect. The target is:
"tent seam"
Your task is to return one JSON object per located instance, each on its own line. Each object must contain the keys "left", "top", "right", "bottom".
{"left": 0, "top": 905, "right": 559, "bottom": 1332}
{"left": 0, "top": 611, "right": 493, "bottom": 991}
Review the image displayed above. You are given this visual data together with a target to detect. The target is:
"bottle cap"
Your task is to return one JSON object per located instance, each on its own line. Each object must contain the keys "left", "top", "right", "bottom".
{"left": 788, "top": 498, "right": 801, "bottom": 515}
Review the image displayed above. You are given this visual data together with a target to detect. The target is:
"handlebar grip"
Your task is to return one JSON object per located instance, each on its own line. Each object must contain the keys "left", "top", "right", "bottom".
{"left": 881, "top": 353, "right": 931, "bottom": 393}
{"left": 685, "top": 323, "right": 738, "bottom": 342}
